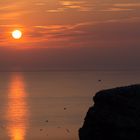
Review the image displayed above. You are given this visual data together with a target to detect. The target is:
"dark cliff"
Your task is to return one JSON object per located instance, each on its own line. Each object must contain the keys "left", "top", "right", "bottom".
{"left": 79, "top": 85, "right": 140, "bottom": 140}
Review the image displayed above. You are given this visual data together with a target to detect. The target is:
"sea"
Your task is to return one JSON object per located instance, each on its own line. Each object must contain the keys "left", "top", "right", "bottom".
{"left": 0, "top": 71, "right": 139, "bottom": 140}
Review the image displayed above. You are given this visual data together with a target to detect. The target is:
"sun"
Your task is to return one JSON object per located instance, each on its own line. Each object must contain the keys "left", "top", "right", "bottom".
{"left": 12, "top": 30, "right": 22, "bottom": 39}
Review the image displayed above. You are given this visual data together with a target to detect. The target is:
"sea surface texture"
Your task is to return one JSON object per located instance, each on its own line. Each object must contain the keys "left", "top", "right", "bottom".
{"left": 0, "top": 71, "right": 139, "bottom": 140}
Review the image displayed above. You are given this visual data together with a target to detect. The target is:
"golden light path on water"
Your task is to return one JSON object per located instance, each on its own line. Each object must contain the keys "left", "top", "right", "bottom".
{"left": 5, "top": 73, "right": 29, "bottom": 140}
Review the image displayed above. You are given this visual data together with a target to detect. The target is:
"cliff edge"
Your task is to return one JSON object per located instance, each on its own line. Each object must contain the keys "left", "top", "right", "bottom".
{"left": 79, "top": 84, "right": 140, "bottom": 140}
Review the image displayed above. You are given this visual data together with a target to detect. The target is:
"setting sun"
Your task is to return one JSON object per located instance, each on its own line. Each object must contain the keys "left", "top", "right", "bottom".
{"left": 12, "top": 30, "right": 22, "bottom": 39}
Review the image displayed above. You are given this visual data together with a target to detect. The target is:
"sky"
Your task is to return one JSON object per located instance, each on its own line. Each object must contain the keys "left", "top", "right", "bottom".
{"left": 0, "top": 0, "right": 140, "bottom": 70}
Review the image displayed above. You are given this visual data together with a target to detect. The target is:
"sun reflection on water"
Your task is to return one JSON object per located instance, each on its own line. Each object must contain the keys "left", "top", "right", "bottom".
{"left": 6, "top": 73, "right": 29, "bottom": 140}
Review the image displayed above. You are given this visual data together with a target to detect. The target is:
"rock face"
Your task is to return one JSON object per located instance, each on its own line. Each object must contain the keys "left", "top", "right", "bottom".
{"left": 79, "top": 85, "right": 140, "bottom": 140}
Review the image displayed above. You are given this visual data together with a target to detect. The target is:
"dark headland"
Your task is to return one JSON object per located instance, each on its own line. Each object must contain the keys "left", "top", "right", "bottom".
{"left": 79, "top": 84, "right": 140, "bottom": 140}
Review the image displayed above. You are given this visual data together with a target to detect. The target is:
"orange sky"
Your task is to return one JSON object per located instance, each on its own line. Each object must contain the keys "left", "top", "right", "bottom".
{"left": 0, "top": 0, "right": 140, "bottom": 70}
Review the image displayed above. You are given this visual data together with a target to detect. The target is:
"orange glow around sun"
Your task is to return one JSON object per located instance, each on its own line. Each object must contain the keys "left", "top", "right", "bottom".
{"left": 12, "top": 30, "right": 22, "bottom": 39}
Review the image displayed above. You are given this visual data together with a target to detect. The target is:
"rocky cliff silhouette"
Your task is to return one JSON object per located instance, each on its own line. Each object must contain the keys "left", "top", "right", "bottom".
{"left": 79, "top": 84, "right": 140, "bottom": 140}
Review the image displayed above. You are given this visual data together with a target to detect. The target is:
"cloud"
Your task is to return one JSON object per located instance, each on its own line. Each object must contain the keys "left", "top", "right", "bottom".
{"left": 59, "top": 1, "right": 93, "bottom": 11}
{"left": 0, "top": 1, "right": 33, "bottom": 21}
{"left": 114, "top": 3, "right": 140, "bottom": 7}
{"left": 46, "top": 8, "right": 64, "bottom": 13}
{"left": 102, "top": 2, "right": 140, "bottom": 12}
{"left": 0, "top": 16, "right": 139, "bottom": 49}
{"left": 0, "top": 0, "right": 139, "bottom": 70}
{"left": 45, "top": 0, "right": 95, "bottom": 13}
{"left": 34, "top": 2, "right": 46, "bottom": 6}
{"left": 0, "top": 0, "right": 139, "bottom": 48}
{"left": 102, "top": 8, "right": 134, "bottom": 12}
{"left": 8, "top": 17, "right": 137, "bottom": 49}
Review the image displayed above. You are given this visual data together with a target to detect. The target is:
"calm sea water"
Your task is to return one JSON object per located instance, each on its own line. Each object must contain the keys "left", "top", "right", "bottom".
{"left": 0, "top": 71, "right": 140, "bottom": 140}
